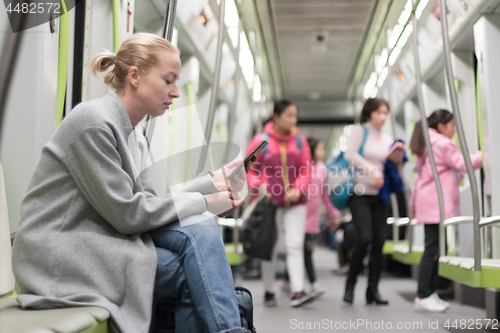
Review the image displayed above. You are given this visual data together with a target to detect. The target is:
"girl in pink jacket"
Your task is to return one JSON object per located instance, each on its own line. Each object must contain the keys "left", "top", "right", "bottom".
{"left": 304, "top": 137, "right": 341, "bottom": 297}
{"left": 409, "top": 109, "right": 482, "bottom": 313}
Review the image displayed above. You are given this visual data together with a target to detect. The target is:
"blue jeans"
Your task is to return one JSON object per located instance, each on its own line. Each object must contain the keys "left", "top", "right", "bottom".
{"left": 149, "top": 215, "right": 245, "bottom": 333}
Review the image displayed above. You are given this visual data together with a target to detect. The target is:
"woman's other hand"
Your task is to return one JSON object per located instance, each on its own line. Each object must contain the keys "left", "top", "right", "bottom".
{"left": 284, "top": 187, "right": 302, "bottom": 203}
{"left": 387, "top": 142, "right": 405, "bottom": 164}
{"left": 409, "top": 206, "right": 416, "bottom": 220}
{"left": 329, "top": 215, "right": 341, "bottom": 231}
{"left": 212, "top": 159, "right": 247, "bottom": 193}
{"left": 259, "top": 183, "right": 272, "bottom": 199}
{"left": 373, "top": 169, "right": 384, "bottom": 189}
{"left": 204, "top": 191, "right": 245, "bottom": 217}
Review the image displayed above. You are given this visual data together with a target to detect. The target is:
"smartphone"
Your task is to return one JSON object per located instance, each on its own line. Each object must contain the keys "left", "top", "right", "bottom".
{"left": 389, "top": 142, "right": 405, "bottom": 154}
{"left": 227, "top": 140, "right": 268, "bottom": 179}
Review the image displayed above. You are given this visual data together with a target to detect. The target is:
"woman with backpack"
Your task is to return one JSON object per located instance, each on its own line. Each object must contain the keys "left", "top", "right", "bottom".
{"left": 343, "top": 98, "right": 404, "bottom": 305}
{"left": 246, "top": 100, "right": 313, "bottom": 308}
{"left": 409, "top": 109, "right": 482, "bottom": 313}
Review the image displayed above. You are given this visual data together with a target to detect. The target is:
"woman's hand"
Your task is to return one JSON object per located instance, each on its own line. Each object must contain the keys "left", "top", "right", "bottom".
{"left": 259, "top": 183, "right": 272, "bottom": 199}
{"left": 204, "top": 191, "right": 245, "bottom": 217}
{"left": 409, "top": 206, "right": 416, "bottom": 220}
{"left": 212, "top": 160, "right": 244, "bottom": 193}
{"left": 387, "top": 143, "right": 405, "bottom": 164}
{"left": 284, "top": 187, "right": 302, "bottom": 203}
{"left": 373, "top": 169, "right": 384, "bottom": 189}
{"left": 329, "top": 215, "right": 341, "bottom": 231}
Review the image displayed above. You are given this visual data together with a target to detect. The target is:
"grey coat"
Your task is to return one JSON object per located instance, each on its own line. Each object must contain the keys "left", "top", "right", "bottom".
{"left": 12, "top": 90, "right": 219, "bottom": 333}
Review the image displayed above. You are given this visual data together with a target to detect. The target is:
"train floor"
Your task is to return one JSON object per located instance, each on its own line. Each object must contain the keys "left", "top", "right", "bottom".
{"left": 240, "top": 247, "right": 494, "bottom": 333}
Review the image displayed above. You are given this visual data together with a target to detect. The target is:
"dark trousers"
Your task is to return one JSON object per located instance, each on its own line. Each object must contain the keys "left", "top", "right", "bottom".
{"left": 417, "top": 224, "right": 440, "bottom": 298}
{"left": 346, "top": 194, "right": 388, "bottom": 290}
{"left": 284, "top": 234, "right": 317, "bottom": 284}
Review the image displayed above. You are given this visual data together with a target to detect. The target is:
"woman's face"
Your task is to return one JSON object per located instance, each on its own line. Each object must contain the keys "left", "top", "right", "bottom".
{"left": 273, "top": 105, "right": 298, "bottom": 133}
{"left": 314, "top": 142, "right": 324, "bottom": 162}
{"left": 368, "top": 104, "right": 388, "bottom": 130}
{"left": 136, "top": 50, "right": 181, "bottom": 118}
{"left": 438, "top": 119, "right": 455, "bottom": 139}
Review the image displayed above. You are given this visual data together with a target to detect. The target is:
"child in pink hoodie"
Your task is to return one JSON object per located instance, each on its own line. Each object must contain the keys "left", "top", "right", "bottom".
{"left": 409, "top": 109, "right": 482, "bottom": 313}
{"left": 304, "top": 137, "right": 341, "bottom": 296}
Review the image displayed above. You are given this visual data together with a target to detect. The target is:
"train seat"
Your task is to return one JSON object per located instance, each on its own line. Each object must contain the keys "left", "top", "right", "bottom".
{"left": 0, "top": 297, "right": 109, "bottom": 333}
{"left": 0, "top": 163, "right": 110, "bottom": 333}
{"left": 439, "top": 256, "right": 500, "bottom": 289}
{"left": 392, "top": 243, "right": 425, "bottom": 265}
{"left": 389, "top": 218, "right": 424, "bottom": 265}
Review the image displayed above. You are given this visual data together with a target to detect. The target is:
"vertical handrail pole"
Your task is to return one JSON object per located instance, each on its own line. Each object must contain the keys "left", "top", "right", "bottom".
{"left": 411, "top": 5, "right": 446, "bottom": 256}
{"left": 143, "top": 0, "right": 176, "bottom": 147}
{"left": 386, "top": 28, "right": 399, "bottom": 246}
{"left": 439, "top": 0, "right": 481, "bottom": 270}
{"left": 197, "top": 0, "right": 226, "bottom": 174}
{"left": 386, "top": 27, "right": 412, "bottom": 249}
{"left": 225, "top": 15, "right": 243, "bottom": 255}
{"left": 224, "top": 14, "right": 242, "bottom": 164}
{"left": 387, "top": 27, "right": 413, "bottom": 249}
{"left": 0, "top": 15, "right": 28, "bottom": 143}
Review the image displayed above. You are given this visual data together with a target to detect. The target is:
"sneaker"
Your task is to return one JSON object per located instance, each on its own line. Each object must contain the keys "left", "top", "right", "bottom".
{"left": 280, "top": 281, "right": 291, "bottom": 295}
{"left": 310, "top": 282, "right": 326, "bottom": 298}
{"left": 290, "top": 291, "right": 315, "bottom": 308}
{"left": 414, "top": 295, "right": 448, "bottom": 313}
{"left": 264, "top": 292, "right": 277, "bottom": 307}
{"left": 431, "top": 292, "right": 450, "bottom": 310}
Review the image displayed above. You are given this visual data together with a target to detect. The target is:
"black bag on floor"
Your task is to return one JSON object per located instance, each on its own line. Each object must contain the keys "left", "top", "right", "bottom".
{"left": 235, "top": 286, "right": 257, "bottom": 333}
{"left": 243, "top": 198, "right": 277, "bottom": 260}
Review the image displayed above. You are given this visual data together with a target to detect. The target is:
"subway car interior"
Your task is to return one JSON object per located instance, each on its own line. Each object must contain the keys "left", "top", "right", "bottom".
{"left": 1, "top": 0, "right": 500, "bottom": 332}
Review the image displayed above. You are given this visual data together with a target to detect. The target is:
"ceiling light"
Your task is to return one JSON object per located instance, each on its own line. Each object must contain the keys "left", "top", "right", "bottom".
{"left": 388, "top": 24, "right": 404, "bottom": 49}
{"left": 308, "top": 92, "right": 321, "bottom": 101}
{"left": 311, "top": 44, "right": 328, "bottom": 54}
{"left": 416, "top": 0, "right": 429, "bottom": 19}
{"left": 376, "top": 49, "right": 388, "bottom": 74}
{"left": 396, "top": 24, "right": 413, "bottom": 49}
{"left": 377, "top": 67, "right": 389, "bottom": 87}
{"left": 389, "top": 47, "right": 402, "bottom": 66}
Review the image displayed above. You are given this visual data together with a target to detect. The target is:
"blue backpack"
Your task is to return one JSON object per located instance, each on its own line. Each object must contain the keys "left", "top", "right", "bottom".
{"left": 325, "top": 127, "right": 368, "bottom": 210}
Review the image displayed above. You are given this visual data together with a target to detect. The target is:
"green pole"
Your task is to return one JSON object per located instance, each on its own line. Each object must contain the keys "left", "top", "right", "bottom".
{"left": 56, "top": 0, "right": 70, "bottom": 128}
{"left": 112, "top": 0, "right": 121, "bottom": 52}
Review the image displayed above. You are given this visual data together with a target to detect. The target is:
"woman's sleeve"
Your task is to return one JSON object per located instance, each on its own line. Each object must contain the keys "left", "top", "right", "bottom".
{"left": 344, "top": 125, "right": 377, "bottom": 171}
{"left": 292, "top": 135, "right": 311, "bottom": 192}
{"left": 246, "top": 134, "right": 265, "bottom": 189}
{"left": 65, "top": 126, "right": 207, "bottom": 235}
{"left": 442, "top": 141, "right": 483, "bottom": 171}
{"left": 137, "top": 133, "right": 219, "bottom": 197}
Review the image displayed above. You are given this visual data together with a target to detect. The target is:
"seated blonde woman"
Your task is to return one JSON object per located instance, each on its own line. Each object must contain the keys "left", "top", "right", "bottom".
{"left": 12, "top": 32, "right": 252, "bottom": 333}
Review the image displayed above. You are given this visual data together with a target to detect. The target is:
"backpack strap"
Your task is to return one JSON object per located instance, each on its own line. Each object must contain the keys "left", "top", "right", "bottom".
{"left": 358, "top": 127, "right": 369, "bottom": 156}
{"left": 295, "top": 135, "right": 303, "bottom": 153}
{"left": 261, "top": 133, "right": 270, "bottom": 156}
{"left": 260, "top": 133, "right": 303, "bottom": 156}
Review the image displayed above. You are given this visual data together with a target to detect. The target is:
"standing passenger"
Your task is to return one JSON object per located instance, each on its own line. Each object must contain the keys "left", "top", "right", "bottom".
{"left": 409, "top": 109, "right": 482, "bottom": 313}
{"left": 246, "top": 100, "right": 313, "bottom": 307}
{"left": 304, "top": 137, "right": 341, "bottom": 297}
{"left": 343, "top": 98, "right": 404, "bottom": 305}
